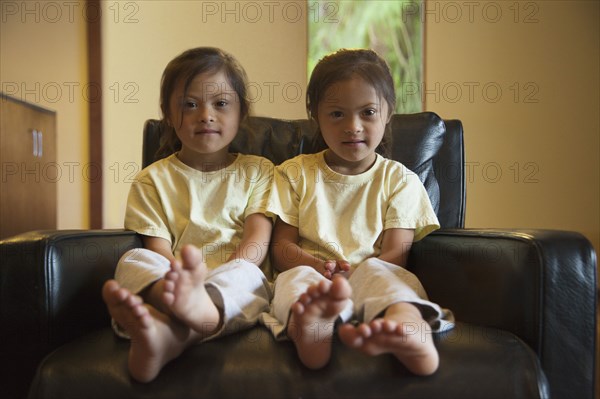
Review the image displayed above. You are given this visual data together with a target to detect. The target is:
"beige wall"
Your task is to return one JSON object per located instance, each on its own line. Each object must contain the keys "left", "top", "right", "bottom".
{"left": 0, "top": 0, "right": 90, "bottom": 229}
{"left": 100, "top": 0, "right": 307, "bottom": 228}
{"left": 424, "top": 0, "right": 599, "bottom": 254}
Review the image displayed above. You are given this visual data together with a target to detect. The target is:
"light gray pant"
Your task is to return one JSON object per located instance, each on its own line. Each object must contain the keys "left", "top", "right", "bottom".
{"left": 113, "top": 248, "right": 272, "bottom": 341}
{"left": 261, "top": 257, "right": 453, "bottom": 339}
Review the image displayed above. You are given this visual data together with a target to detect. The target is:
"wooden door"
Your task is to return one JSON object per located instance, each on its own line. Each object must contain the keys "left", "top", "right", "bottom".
{"left": 1, "top": 94, "right": 57, "bottom": 239}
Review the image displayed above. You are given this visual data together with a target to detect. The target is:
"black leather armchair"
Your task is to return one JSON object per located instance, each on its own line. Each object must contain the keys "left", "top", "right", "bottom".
{"left": 1, "top": 112, "right": 596, "bottom": 399}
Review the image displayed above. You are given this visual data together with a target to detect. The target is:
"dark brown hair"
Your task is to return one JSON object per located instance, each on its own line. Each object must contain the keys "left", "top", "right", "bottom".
{"left": 306, "top": 49, "right": 395, "bottom": 157}
{"left": 156, "top": 47, "right": 250, "bottom": 159}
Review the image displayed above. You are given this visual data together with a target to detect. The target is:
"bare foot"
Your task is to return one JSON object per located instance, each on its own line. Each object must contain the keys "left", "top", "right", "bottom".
{"left": 102, "top": 280, "right": 190, "bottom": 382}
{"left": 338, "top": 303, "right": 439, "bottom": 376}
{"left": 287, "top": 274, "right": 352, "bottom": 369}
{"left": 162, "top": 244, "right": 221, "bottom": 336}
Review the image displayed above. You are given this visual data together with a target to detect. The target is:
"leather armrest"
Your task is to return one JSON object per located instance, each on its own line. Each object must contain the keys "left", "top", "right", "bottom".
{"left": 0, "top": 229, "right": 142, "bottom": 398}
{"left": 409, "top": 228, "right": 597, "bottom": 399}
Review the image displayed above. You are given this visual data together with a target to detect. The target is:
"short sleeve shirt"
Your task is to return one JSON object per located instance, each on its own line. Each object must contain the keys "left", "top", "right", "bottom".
{"left": 125, "top": 153, "right": 273, "bottom": 269}
{"left": 266, "top": 151, "right": 439, "bottom": 266}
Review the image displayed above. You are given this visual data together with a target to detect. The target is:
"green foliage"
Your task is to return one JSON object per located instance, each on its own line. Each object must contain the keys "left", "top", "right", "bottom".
{"left": 308, "top": 0, "right": 423, "bottom": 113}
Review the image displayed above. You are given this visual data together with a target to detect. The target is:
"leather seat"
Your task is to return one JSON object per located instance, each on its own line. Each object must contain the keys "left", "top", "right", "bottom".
{"left": 1, "top": 112, "right": 595, "bottom": 399}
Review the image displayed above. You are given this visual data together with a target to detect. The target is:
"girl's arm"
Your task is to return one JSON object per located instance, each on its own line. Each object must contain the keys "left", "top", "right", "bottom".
{"left": 142, "top": 235, "right": 176, "bottom": 263}
{"left": 378, "top": 228, "right": 415, "bottom": 267}
{"left": 270, "top": 218, "right": 349, "bottom": 277}
{"left": 228, "top": 213, "right": 272, "bottom": 266}
{"left": 271, "top": 218, "right": 331, "bottom": 274}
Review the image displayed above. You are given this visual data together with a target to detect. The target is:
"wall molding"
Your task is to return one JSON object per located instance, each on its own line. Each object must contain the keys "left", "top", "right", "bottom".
{"left": 86, "top": 0, "right": 102, "bottom": 228}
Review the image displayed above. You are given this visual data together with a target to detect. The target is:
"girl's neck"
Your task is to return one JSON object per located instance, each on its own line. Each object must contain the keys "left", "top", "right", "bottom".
{"left": 177, "top": 148, "right": 236, "bottom": 172}
{"left": 324, "top": 150, "right": 377, "bottom": 176}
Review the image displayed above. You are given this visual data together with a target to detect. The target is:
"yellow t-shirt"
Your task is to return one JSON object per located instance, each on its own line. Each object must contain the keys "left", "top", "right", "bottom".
{"left": 124, "top": 153, "right": 274, "bottom": 269}
{"left": 267, "top": 151, "right": 439, "bottom": 266}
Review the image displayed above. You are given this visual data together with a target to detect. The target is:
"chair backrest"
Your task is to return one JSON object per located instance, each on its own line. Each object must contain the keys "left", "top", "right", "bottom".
{"left": 142, "top": 112, "right": 465, "bottom": 228}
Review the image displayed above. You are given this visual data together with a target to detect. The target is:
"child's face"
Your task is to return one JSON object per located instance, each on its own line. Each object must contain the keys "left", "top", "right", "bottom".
{"left": 316, "top": 76, "right": 390, "bottom": 174}
{"left": 168, "top": 70, "right": 241, "bottom": 163}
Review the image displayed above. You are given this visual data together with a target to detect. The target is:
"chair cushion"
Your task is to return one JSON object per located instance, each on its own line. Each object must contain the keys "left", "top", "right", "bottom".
{"left": 231, "top": 117, "right": 314, "bottom": 166}
{"left": 389, "top": 113, "right": 445, "bottom": 213}
{"left": 29, "top": 323, "right": 546, "bottom": 399}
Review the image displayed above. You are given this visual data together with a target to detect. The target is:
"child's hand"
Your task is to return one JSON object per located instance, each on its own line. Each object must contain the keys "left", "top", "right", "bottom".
{"left": 322, "top": 259, "right": 351, "bottom": 279}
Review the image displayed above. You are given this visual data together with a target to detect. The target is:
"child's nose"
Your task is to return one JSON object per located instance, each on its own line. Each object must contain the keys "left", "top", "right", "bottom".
{"left": 344, "top": 116, "right": 363, "bottom": 134}
{"left": 198, "top": 106, "right": 214, "bottom": 123}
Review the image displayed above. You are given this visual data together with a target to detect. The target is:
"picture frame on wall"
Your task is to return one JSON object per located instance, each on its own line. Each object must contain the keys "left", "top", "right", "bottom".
{"left": 308, "top": 0, "right": 424, "bottom": 113}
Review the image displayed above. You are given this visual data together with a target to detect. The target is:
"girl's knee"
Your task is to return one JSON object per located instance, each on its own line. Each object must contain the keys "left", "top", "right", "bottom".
{"left": 114, "top": 248, "right": 171, "bottom": 287}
